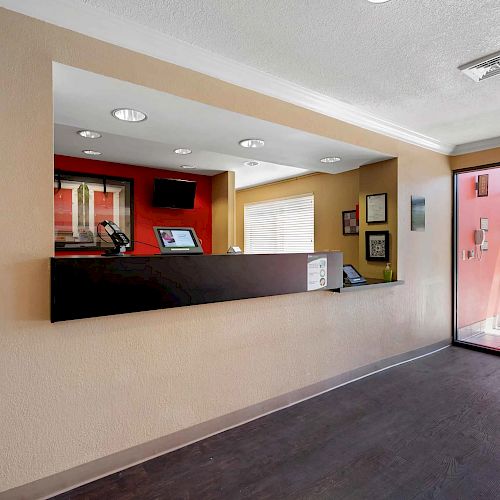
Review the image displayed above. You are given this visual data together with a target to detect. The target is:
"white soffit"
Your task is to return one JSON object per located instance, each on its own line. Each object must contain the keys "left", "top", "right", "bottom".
{"left": 0, "top": 0, "right": 457, "bottom": 155}
{"left": 53, "top": 64, "right": 391, "bottom": 189}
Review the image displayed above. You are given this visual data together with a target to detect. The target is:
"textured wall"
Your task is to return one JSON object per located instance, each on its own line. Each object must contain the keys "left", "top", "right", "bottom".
{"left": 236, "top": 170, "right": 361, "bottom": 266}
{"left": 0, "top": 8, "right": 451, "bottom": 493}
{"left": 450, "top": 147, "right": 500, "bottom": 171}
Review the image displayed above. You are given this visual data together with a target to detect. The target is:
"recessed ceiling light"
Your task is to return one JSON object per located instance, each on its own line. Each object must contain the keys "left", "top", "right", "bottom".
{"left": 77, "top": 130, "right": 102, "bottom": 139}
{"left": 174, "top": 148, "right": 192, "bottom": 155}
{"left": 320, "top": 157, "right": 341, "bottom": 163}
{"left": 244, "top": 161, "right": 260, "bottom": 167}
{"left": 180, "top": 165, "right": 196, "bottom": 169}
{"left": 367, "top": 0, "right": 391, "bottom": 3}
{"left": 239, "top": 139, "right": 265, "bottom": 148}
{"left": 111, "top": 108, "right": 147, "bottom": 122}
{"left": 82, "top": 149, "right": 102, "bottom": 156}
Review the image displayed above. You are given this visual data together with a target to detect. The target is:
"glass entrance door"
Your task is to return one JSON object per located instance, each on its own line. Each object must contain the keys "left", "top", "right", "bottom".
{"left": 454, "top": 166, "right": 500, "bottom": 352}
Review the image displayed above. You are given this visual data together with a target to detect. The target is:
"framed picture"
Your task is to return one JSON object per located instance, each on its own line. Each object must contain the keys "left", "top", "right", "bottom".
{"left": 477, "top": 174, "right": 488, "bottom": 197}
{"left": 411, "top": 196, "right": 425, "bottom": 232}
{"left": 366, "top": 193, "right": 387, "bottom": 223}
{"left": 54, "top": 170, "right": 134, "bottom": 251}
{"left": 342, "top": 210, "right": 359, "bottom": 235}
{"left": 365, "top": 231, "right": 389, "bottom": 261}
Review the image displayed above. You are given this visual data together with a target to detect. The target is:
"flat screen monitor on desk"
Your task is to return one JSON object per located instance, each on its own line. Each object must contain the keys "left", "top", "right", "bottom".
{"left": 153, "top": 227, "right": 203, "bottom": 254}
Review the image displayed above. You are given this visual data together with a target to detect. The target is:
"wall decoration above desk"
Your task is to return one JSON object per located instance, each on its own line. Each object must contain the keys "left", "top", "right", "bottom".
{"left": 365, "top": 230, "right": 390, "bottom": 261}
{"left": 342, "top": 210, "right": 359, "bottom": 235}
{"left": 366, "top": 193, "right": 387, "bottom": 223}
{"left": 54, "top": 170, "right": 133, "bottom": 251}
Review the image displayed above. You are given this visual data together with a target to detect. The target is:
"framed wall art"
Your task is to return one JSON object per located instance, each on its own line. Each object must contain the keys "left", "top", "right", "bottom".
{"left": 342, "top": 210, "right": 359, "bottom": 235}
{"left": 54, "top": 170, "right": 134, "bottom": 251}
{"left": 366, "top": 193, "right": 387, "bottom": 223}
{"left": 365, "top": 230, "right": 389, "bottom": 261}
{"left": 477, "top": 174, "right": 488, "bottom": 197}
{"left": 411, "top": 196, "right": 425, "bottom": 232}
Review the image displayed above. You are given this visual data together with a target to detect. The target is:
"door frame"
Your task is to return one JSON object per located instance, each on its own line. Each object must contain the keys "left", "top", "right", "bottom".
{"left": 452, "top": 163, "right": 500, "bottom": 355}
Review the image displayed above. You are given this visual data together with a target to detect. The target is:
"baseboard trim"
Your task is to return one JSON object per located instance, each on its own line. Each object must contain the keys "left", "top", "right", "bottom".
{"left": 1, "top": 339, "right": 450, "bottom": 500}
{"left": 457, "top": 315, "right": 499, "bottom": 340}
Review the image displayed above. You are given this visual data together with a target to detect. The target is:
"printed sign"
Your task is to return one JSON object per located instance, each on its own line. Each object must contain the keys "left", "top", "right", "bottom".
{"left": 307, "top": 254, "right": 328, "bottom": 291}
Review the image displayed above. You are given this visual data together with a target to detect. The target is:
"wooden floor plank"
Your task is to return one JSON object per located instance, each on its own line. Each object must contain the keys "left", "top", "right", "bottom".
{"left": 53, "top": 346, "right": 500, "bottom": 500}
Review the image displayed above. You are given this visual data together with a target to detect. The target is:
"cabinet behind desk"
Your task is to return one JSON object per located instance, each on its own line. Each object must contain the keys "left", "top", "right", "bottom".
{"left": 51, "top": 252, "right": 343, "bottom": 322}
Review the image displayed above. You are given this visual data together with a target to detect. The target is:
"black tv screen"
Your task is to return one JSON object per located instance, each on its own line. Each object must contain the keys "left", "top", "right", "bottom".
{"left": 153, "top": 178, "right": 197, "bottom": 209}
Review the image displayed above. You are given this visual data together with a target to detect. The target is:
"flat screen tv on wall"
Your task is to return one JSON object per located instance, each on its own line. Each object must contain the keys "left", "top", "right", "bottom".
{"left": 152, "top": 178, "right": 197, "bottom": 209}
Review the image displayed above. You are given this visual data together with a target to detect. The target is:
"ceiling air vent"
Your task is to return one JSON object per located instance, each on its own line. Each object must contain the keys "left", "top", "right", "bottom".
{"left": 459, "top": 50, "right": 500, "bottom": 82}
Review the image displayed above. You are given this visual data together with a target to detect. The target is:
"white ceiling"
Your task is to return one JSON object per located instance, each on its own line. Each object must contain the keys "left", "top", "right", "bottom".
{"left": 6, "top": 0, "right": 500, "bottom": 154}
{"left": 7, "top": 0, "right": 500, "bottom": 154}
{"left": 53, "top": 64, "right": 391, "bottom": 189}
{"left": 70, "top": 0, "right": 500, "bottom": 149}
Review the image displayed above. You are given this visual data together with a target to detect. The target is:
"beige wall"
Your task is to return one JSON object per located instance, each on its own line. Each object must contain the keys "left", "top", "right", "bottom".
{"left": 211, "top": 171, "right": 236, "bottom": 254}
{"left": 358, "top": 159, "right": 398, "bottom": 279}
{"left": 450, "top": 148, "right": 500, "bottom": 170}
{"left": 236, "top": 170, "right": 360, "bottom": 265}
{"left": 0, "top": 8, "right": 452, "bottom": 494}
{"left": 235, "top": 159, "right": 398, "bottom": 278}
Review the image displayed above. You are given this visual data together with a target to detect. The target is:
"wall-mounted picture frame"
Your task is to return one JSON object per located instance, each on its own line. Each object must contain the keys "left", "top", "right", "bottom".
{"left": 477, "top": 174, "right": 489, "bottom": 197}
{"left": 54, "top": 170, "right": 134, "bottom": 251}
{"left": 365, "top": 230, "right": 389, "bottom": 261}
{"left": 411, "top": 196, "right": 425, "bottom": 232}
{"left": 366, "top": 193, "right": 387, "bottom": 223}
{"left": 342, "top": 210, "right": 359, "bottom": 235}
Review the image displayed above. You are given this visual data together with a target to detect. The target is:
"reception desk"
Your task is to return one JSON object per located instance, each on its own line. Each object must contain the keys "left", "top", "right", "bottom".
{"left": 51, "top": 252, "right": 343, "bottom": 322}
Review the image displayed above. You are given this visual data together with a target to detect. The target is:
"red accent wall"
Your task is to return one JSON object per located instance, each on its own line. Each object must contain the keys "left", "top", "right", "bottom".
{"left": 457, "top": 168, "right": 500, "bottom": 328}
{"left": 54, "top": 155, "right": 212, "bottom": 255}
{"left": 54, "top": 188, "right": 73, "bottom": 232}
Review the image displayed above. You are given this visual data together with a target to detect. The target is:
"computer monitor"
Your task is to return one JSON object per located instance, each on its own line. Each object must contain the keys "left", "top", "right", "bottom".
{"left": 153, "top": 227, "right": 203, "bottom": 254}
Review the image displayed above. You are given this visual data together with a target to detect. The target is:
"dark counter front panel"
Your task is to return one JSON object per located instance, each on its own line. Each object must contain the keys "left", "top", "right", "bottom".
{"left": 51, "top": 253, "right": 343, "bottom": 322}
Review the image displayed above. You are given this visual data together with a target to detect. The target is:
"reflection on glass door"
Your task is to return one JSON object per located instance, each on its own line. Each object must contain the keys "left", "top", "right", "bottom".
{"left": 454, "top": 166, "right": 500, "bottom": 352}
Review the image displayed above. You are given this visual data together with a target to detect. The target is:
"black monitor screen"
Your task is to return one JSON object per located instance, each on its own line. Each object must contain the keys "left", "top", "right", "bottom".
{"left": 153, "top": 178, "right": 196, "bottom": 209}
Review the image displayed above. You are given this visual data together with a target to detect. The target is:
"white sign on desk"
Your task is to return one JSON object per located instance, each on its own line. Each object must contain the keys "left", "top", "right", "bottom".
{"left": 307, "top": 254, "right": 327, "bottom": 291}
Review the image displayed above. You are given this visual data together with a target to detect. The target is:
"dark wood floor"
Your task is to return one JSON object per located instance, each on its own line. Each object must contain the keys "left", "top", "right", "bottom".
{"left": 54, "top": 346, "right": 500, "bottom": 500}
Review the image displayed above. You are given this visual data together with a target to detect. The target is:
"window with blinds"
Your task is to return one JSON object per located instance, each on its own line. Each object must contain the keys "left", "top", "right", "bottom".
{"left": 244, "top": 194, "right": 314, "bottom": 254}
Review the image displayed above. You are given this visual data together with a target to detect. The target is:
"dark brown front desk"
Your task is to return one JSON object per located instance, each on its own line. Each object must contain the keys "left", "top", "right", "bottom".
{"left": 51, "top": 252, "right": 343, "bottom": 322}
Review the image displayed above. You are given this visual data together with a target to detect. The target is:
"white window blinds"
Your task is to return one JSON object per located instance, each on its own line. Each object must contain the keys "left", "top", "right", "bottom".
{"left": 244, "top": 194, "right": 314, "bottom": 254}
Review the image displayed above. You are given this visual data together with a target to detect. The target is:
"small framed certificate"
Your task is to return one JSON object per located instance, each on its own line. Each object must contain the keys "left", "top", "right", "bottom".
{"left": 366, "top": 193, "right": 387, "bottom": 223}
